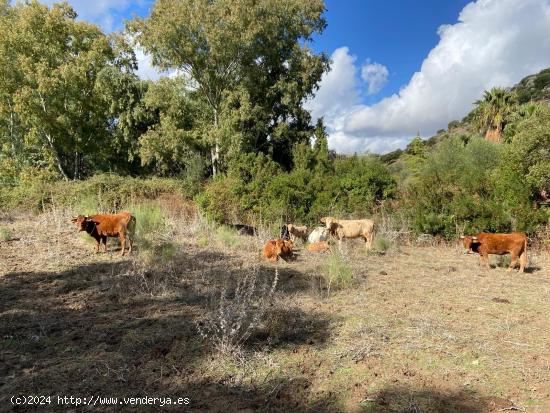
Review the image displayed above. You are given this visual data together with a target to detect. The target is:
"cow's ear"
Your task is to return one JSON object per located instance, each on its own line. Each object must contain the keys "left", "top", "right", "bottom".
{"left": 472, "top": 236, "right": 478, "bottom": 241}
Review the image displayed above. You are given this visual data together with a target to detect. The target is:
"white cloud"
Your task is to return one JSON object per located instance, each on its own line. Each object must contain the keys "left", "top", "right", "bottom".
{"left": 134, "top": 46, "right": 163, "bottom": 81}
{"left": 305, "top": 47, "right": 362, "bottom": 127}
{"left": 309, "top": 0, "right": 550, "bottom": 154}
{"left": 40, "top": 0, "right": 140, "bottom": 32}
{"left": 361, "top": 60, "right": 389, "bottom": 95}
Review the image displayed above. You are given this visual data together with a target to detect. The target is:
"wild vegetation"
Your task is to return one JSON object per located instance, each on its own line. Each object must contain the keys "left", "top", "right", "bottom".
{"left": 1, "top": 1, "right": 549, "bottom": 240}
{"left": 1, "top": 1, "right": 550, "bottom": 412}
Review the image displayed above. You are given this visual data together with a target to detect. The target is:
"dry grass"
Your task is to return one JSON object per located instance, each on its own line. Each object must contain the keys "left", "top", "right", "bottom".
{"left": 1, "top": 210, "right": 549, "bottom": 412}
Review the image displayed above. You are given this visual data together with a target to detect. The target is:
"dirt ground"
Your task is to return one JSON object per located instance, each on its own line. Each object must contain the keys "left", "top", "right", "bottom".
{"left": 1, "top": 212, "right": 549, "bottom": 412}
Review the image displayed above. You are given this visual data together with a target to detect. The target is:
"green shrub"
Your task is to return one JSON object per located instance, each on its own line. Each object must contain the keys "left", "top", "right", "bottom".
{"left": 373, "top": 237, "right": 392, "bottom": 253}
{"left": 0, "top": 227, "right": 11, "bottom": 242}
{"left": 215, "top": 225, "right": 242, "bottom": 249}
{"left": 323, "top": 249, "right": 354, "bottom": 294}
{"left": 0, "top": 173, "right": 186, "bottom": 213}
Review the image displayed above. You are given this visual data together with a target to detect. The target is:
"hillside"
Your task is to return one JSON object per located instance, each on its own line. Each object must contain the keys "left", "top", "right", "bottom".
{"left": 513, "top": 68, "right": 550, "bottom": 103}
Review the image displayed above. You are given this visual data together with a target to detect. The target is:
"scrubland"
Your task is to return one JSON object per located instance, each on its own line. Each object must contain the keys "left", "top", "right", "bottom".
{"left": 1, "top": 200, "right": 549, "bottom": 413}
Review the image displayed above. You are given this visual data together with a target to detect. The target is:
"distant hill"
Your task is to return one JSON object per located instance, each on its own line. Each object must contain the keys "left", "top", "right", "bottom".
{"left": 379, "top": 67, "right": 550, "bottom": 165}
{"left": 512, "top": 68, "right": 550, "bottom": 103}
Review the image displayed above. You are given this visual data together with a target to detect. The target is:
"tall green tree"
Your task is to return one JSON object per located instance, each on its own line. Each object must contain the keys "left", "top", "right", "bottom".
{"left": 472, "top": 87, "right": 517, "bottom": 143}
{"left": 129, "top": 0, "right": 328, "bottom": 175}
{"left": 0, "top": 1, "right": 137, "bottom": 180}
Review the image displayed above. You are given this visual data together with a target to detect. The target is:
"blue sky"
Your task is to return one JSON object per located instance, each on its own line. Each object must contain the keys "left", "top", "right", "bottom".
{"left": 311, "top": 0, "right": 471, "bottom": 104}
{"left": 40, "top": 0, "right": 550, "bottom": 154}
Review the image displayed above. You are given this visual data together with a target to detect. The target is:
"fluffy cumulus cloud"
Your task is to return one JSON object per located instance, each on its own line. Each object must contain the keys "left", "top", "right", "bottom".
{"left": 309, "top": 0, "right": 550, "bottom": 154}
{"left": 361, "top": 60, "right": 389, "bottom": 95}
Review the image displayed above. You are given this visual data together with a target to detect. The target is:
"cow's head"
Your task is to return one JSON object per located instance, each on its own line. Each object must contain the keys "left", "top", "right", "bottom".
{"left": 322, "top": 217, "right": 338, "bottom": 233}
{"left": 459, "top": 235, "right": 478, "bottom": 253}
{"left": 71, "top": 215, "right": 89, "bottom": 231}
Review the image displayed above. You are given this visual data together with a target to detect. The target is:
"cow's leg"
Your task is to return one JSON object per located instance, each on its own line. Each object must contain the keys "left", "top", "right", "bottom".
{"left": 127, "top": 233, "right": 133, "bottom": 254}
{"left": 119, "top": 233, "right": 126, "bottom": 256}
{"left": 508, "top": 253, "right": 518, "bottom": 272}
{"left": 95, "top": 237, "right": 101, "bottom": 253}
{"left": 102, "top": 236, "right": 108, "bottom": 253}
{"left": 479, "top": 253, "right": 490, "bottom": 268}
{"left": 519, "top": 250, "right": 527, "bottom": 273}
{"left": 365, "top": 232, "right": 374, "bottom": 250}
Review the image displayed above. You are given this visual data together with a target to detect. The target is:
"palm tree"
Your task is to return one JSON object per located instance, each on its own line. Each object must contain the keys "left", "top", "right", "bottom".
{"left": 473, "top": 87, "right": 517, "bottom": 143}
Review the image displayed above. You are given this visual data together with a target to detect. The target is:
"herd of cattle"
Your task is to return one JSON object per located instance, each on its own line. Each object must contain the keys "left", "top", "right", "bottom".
{"left": 71, "top": 212, "right": 530, "bottom": 272}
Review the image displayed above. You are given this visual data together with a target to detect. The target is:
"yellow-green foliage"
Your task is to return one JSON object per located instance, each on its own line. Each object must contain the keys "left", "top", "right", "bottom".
{"left": 373, "top": 237, "right": 392, "bottom": 253}
{"left": 0, "top": 227, "right": 11, "bottom": 242}
{"left": 323, "top": 249, "right": 353, "bottom": 294}
{"left": 215, "top": 225, "right": 242, "bottom": 249}
{"left": 0, "top": 173, "right": 185, "bottom": 212}
{"left": 126, "top": 202, "right": 168, "bottom": 250}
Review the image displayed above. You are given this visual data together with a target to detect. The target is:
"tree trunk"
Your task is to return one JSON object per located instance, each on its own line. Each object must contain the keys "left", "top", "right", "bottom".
{"left": 211, "top": 107, "right": 220, "bottom": 176}
{"left": 485, "top": 126, "right": 502, "bottom": 143}
{"left": 44, "top": 133, "right": 69, "bottom": 181}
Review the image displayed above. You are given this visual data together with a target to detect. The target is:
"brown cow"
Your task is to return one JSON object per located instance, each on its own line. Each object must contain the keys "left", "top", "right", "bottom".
{"left": 262, "top": 239, "right": 293, "bottom": 262}
{"left": 460, "top": 233, "right": 528, "bottom": 272}
{"left": 72, "top": 212, "right": 136, "bottom": 256}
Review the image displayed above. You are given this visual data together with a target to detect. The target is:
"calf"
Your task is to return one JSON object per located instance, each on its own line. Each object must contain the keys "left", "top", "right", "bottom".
{"left": 460, "top": 233, "right": 528, "bottom": 272}
{"left": 286, "top": 224, "right": 308, "bottom": 243}
{"left": 263, "top": 239, "right": 293, "bottom": 262}
{"left": 72, "top": 212, "right": 136, "bottom": 256}
{"left": 307, "top": 241, "right": 330, "bottom": 253}
{"left": 229, "top": 224, "right": 257, "bottom": 236}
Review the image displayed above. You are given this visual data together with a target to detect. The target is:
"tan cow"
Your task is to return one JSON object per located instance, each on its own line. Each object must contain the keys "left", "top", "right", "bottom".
{"left": 460, "top": 233, "right": 528, "bottom": 272}
{"left": 72, "top": 212, "right": 136, "bottom": 256}
{"left": 286, "top": 224, "right": 308, "bottom": 243}
{"left": 321, "top": 216, "right": 375, "bottom": 250}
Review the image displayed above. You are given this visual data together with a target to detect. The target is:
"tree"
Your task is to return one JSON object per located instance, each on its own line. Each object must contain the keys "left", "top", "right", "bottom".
{"left": 472, "top": 87, "right": 517, "bottom": 143}
{"left": 0, "top": 1, "right": 137, "bottom": 180}
{"left": 129, "top": 0, "right": 328, "bottom": 175}
{"left": 138, "top": 76, "right": 208, "bottom": 176}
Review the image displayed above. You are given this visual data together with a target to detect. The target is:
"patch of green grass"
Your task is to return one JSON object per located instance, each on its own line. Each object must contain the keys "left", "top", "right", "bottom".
{"left": 72, "top": 195, "right": 99, "bottom": 215}
{"left": 215, "top": 225, "right": 242, "bottom": 249}
{"left": 126, "top": 202, "right": 167, "bottom": 243}
{"left": 323, "top": 249, "right": 353, "bottom": 294}
{"left": 373, "top": 237, "right": 392, "bottom": 253}
{"left": 197, "top": 235, "right": 209, "bottom": 248}
{"left": 0, "top": 226, "right": 11, "bottom": 241}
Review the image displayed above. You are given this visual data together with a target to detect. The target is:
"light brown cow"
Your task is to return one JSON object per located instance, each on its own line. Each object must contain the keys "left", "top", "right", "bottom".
{"left": 262, "top": 239, "right": 293, "bottom": 262}
{"left": 286, "top": 224, "right": 308, "bottom": 243}
{"left": 321, "top": 216, "right": 375, "bottom": 250}
{"left": 72, "top": 212, "right": 136, "bottom": 256}
{"left": 460, "top": 233, "right": 528, "bottom": 272}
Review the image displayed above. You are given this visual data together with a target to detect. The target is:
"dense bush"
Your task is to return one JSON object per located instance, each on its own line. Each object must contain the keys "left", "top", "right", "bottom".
{"left": 197, "top": 152, "right": 397, "bottom": 225}
{"left": 402, "top": 134, "right": 548, "bottom": 238}
{"left": 0, "top": 173, "right": 187, "bottom": 212}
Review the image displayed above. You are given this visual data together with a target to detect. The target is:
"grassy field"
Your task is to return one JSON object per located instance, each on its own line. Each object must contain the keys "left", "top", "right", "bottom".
{"left": 0, "top": 206, "right": 549, "bottom": 412}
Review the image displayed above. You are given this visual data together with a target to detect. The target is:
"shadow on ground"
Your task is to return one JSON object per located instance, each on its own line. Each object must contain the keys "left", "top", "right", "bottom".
{"left": 359, "top": 384, "right": 515, "bottom": 413}
{"left": 0, "top": 247, "right": 334, "bottom": 411}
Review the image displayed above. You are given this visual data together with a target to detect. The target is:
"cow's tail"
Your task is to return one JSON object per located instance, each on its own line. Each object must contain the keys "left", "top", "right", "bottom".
{"left": 127, "top": 213, "right": 137, "bottom": 238}
{"left": 520, "top": 236, "right": 528, "bottom": 272}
